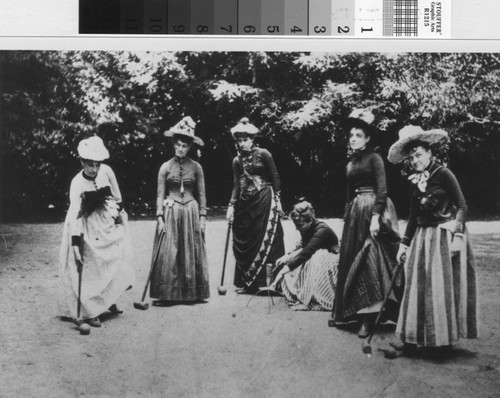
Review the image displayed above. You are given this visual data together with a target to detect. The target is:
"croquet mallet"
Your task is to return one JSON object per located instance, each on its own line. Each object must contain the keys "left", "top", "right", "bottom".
{"left": 134, "top": 231, "right": 165, "bottom": 310}
{"left": 362, "top": 253, "right": 406, "bottom": 355}
{"left": 217, "top": 221, "right": 232, "bottom": 295}
{"left": 74, "top": 233, "right": 84, "bottom": 327}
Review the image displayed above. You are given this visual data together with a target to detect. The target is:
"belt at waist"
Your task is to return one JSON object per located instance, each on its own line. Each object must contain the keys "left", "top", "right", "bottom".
{"left": 163, "top": 197, "right": 195, "bottom": 207}
{"left": 355, "top": 187, "right": 375, "bottom": 194}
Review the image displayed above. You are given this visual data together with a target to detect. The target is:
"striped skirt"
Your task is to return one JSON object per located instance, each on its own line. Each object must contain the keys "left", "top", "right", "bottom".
{"left": 280, "top": 249, "right": 338, "bottom": 311}
{"left": 150, "top": 199, "right": 210, "bottom": 301}
{"left": 396, "top": 224, "right": 478, "bottom": 347}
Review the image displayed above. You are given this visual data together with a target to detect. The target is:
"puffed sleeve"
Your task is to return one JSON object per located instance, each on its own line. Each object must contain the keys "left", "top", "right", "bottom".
{"left": 156, "top": 162, "right": 169, "bottom": 217}
{"left": 194, "top": 161, "right": 207, "bottom": 217}
{"left": 103, "top": 164, "right": 122, "bottom": 202}
{"left": 229, "top": 157, "right": 240, "bottom": 206}
{"left": 287, "top": 223, "right": 337, "bottom": 271}
{"left": 344, "top": 173, "right": 353, "bottom": 220}
{"left": 371, "top": 153, "right": 388, "bottom": 215}
{"left": 260, "top": 148, "right": 281, "bottom": 193}
{"left": 402, "top": 186, "right": 418, "bottom": 247}
{"left": 441, "top": 168, "right": 467, "bottom": 234}
{"left": 68, "top": 175, "right": 83, "bottom": 243}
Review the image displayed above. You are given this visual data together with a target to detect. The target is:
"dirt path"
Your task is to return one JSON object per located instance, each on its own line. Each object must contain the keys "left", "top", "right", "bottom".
{"left": 1, "top": 220, "right": 499, "bottom": 398}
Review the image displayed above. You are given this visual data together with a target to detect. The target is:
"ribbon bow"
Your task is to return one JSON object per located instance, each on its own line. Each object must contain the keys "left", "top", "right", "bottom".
{"left": 408, "top": 170, "right": 430, "bottom": 192}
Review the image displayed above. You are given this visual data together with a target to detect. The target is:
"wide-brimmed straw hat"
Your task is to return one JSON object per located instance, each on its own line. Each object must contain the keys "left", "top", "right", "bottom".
{"left": 77, "top": 136, "right": 109, "bottom": 161}
{"left": 230, "top": 117, "right": 259, "bottom": 136}
{"left": 388, "top": 125, "right": 448, "bottom": 164}
{"left": 164, "top": 116, "right": 204, "bottom": 146}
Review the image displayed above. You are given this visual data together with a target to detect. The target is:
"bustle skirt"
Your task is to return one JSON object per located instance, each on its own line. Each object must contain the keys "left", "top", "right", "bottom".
{"left": 233, "top": 185, "right": 285, "bottom": 291}
{"left": 396, "top": 224, "right": 478, "bottom": 346}
{"left": 150, "top": 200, "right": 210, "bottom": 301}
{"left": 280, "top": 249, "right": 338, "bottom": 311}
{"left": 333, "top": 190, "right": 401, "bottom": 323}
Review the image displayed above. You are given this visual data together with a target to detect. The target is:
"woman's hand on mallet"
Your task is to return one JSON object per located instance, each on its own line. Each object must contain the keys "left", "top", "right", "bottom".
{"left": 72, "top": 246, "right": 83, "bottom": 270}
{"left": 370, "top": 214, "right": 380, "bottom": 239}
{"left": 226, "top": 205, "right": 234, "bottom": 223}
{"left": 450, "top": 234, "right": 464, "bottom": 255}
{"left": 270, "top": 265, "right": 290, "bottom": 290}
{"left": 396, "top": 244, "right": 408, "bottom": 263}
{"left": 157, "top": 216, "right": 165, "bottom": 234}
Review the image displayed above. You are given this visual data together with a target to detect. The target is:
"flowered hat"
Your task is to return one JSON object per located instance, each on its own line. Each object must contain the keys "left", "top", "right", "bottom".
{"left": 230, "top": 117, "right": 259, "bottom": 136}
{"left": 388, "top": 125, "right": 448, "bottom": 164}
{"left": 77, "top": 136, "right": 109, "bottom": 161}
{"left": 164, "top": 116, "right": 204, "bottom": 146}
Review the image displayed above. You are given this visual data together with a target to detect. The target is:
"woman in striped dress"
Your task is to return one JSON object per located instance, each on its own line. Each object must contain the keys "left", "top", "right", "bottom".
{"left": 388, "top": 125, "right": 478, "bottom": 351}
{"left": 332, "top": 109, "right": 401, "bottom": 338}
{"left": 271, "top": 200, "right": 339, "bottom": 311}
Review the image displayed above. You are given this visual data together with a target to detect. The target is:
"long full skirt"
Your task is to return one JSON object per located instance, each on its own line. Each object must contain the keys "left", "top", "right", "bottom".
{"left": 396, "top": 224, "right": 478, "bottom": 346}
{"left": 150, "top": 200, "right": 210, "bottom": 301}
{"left": 58, "top": 207, "right": 135, "bottom": 319}
{"left": 333, "top": 192, "right": 401, "bottom": 323}
{"left": 280, "top": 249, "right": 338, "bottom": 311}
{"left": 233, "top": 186, "right": 285, "bottom": 291}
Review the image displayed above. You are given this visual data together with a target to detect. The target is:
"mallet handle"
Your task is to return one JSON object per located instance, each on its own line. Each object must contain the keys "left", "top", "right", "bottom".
{"left": 141, "top": 231, "right": 164, "bottom": 302}
{"left": 367, "top": 254, "right": 406, "bottom": 345}
{"left": 220, "top": 221, "right": 232, "bottom": 286}
{"left": 77, "top": 233, "right": 84, "bottom": 319}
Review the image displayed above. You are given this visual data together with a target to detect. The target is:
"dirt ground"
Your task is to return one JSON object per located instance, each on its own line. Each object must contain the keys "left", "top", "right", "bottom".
{"left": 0, "top": 219, "right": 499, "bottom": 398}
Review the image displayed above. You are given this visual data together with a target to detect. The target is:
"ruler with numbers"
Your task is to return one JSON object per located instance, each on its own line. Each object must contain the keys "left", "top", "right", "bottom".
{"left": 80, "top": 0, "right": 451, "bottom": 38}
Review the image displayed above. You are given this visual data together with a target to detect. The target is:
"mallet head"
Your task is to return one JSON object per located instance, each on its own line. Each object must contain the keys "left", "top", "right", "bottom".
{"left": 133, "top": 302, "right": 149, "bottom": 310}
{"left": 362, "top": 340, "right": 372, "bottom": 354}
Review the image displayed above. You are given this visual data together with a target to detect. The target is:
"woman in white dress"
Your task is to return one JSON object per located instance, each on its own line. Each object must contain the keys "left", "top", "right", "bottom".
{"left": 59, "top": 136, "right": 135, "bottom": 327}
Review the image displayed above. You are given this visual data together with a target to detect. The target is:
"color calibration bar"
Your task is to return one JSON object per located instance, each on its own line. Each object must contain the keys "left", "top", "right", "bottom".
{"left": 80, "top": 0, "right": 451, "bottom": 38}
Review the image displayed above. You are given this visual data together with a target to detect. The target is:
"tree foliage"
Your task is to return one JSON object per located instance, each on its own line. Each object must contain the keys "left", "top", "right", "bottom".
{"left": 1, "top": 51, "right": 499, "bottom": 221}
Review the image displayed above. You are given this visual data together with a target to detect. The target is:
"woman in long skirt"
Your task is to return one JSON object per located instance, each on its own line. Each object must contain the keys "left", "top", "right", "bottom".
{"left": 271, "top": 200, "right": 339, "bottom": 311}
{"left": 388, "top": 125, "right": 478, "bottom": 351}
{"left": 150, "top": 116, "right": 210, "bottom": 304}
{"left": 332, "top": 109, "right": 401, "bottom": 338}
{"left": 226, "top": 117, "right": 285, "bottom": 294}
{"left": 59, "top": 136, "right": 135, "bottom": 327}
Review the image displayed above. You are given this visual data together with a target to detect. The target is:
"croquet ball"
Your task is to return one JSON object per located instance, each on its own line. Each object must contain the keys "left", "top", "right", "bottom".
{"left": 218, "top": 287, "right": 227, "bottom": 295}
{"left": 79, "top": 324, "right": 91, "bottom": 335}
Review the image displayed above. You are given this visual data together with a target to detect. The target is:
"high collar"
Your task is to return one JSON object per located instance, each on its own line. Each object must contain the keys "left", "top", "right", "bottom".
{"left": 82, "top": 171, "right": 96, "bottom": 181}
{"left": 174, "top": 155, "right": 189, "bottom": 163}
{"left": 349, "top": 147, "right": 370, "bottom": 161}
{"left": 238, "top": 145, "right": 255, "bottom": 156}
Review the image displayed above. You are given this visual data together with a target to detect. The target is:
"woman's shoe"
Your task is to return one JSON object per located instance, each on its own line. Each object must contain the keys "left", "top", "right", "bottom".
{"left": 86, "top": 317, "right": 101, "bottom": 327}
{"left": 152, "top": 300, "right": 169, "bottom": 307}
{"left": 108, "top": 304, "right": 123, "bottom": 314}
{"left": 358, "top": 320, "right": 370, "bottom": 338}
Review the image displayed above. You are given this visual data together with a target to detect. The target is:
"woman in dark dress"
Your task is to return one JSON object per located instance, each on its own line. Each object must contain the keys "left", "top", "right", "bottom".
{"left": 387, "top": 125, "right": 478, "bottom": 352}
{"left": 150, "top": 116, "right": 210, "bottom": 304}
{"left": 226, "top": 117, "right": 285, "bottom": 294}
{"left": 271, "top": 200, "right": 339, "bottom": 311}
{"left": 332, "top": 109, "right": 401, "bottom": 337}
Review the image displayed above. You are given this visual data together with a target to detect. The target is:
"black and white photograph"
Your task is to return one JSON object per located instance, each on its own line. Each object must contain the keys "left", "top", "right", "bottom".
{"left": 1, "top": 49, "right": 499, "bottom": 397}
